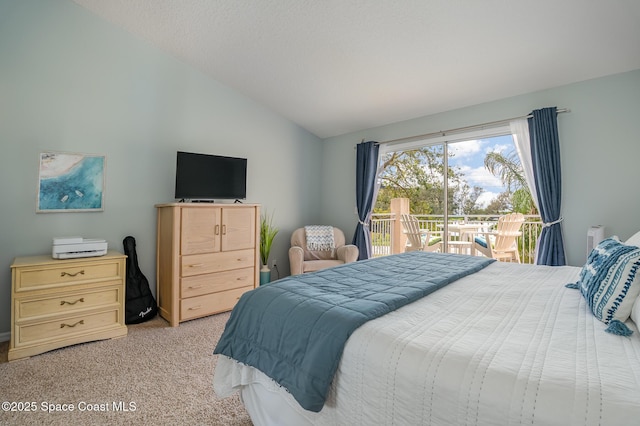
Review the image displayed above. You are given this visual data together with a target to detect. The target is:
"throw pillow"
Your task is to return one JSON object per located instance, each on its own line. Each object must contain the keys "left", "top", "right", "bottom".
{"left": 569, "top": 237, "right": 640, "bottom": 336}
{"left": 625, "top": 230, "right": 640, "bottom": 247}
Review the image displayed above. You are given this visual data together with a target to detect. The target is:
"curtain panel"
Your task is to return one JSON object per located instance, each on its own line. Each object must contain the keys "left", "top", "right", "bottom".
{"left": 510, "top": 118, "right": 539, "bottom": 212}
{"left": 352, "top": 141, "right": 380, "bottom": 260}
{"left": 529, "top": 107, "right": 566, "bottom": 266}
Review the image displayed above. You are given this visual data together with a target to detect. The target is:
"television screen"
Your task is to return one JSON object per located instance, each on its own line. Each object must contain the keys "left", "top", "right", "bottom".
{"left": 174, "top": 151, "right": 247, "bottom": 200}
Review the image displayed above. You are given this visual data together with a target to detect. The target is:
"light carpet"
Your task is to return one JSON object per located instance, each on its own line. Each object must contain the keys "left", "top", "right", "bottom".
{"left": 0, "top": 313, "right": 252, "bottom": 425}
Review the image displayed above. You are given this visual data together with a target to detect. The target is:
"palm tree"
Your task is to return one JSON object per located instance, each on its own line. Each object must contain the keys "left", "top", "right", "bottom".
{"left": 484, "top": 150, "right": 541, "bottom": 263}
{"left": 484, "top": 150, "right": 537, "bottom": 215}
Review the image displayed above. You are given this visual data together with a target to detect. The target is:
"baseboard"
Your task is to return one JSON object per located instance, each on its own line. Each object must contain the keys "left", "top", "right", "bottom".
{"left": 0, "top": 331, "right": 10, "bottom": 342}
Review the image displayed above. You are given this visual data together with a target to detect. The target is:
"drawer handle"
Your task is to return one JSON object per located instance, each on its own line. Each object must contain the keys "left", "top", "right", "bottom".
{"left": 188, "top": 263, "right": 204, "bottom": 268}
{"left": 61, "top": 270, "right": 85, "bottom": 277}
{"left": 188, "top": 306, "right": 201, "bottom": 311}
{"left": 60, "top": 320, "right": 84, "bottom": 328}
{"left": 188, "top": 285, "right": 203, "bottom": 289}
{"left": 236, "top": 277, "right": 247, "bottom": 281}
{"left": 60, "top": 298, "right": 85, "bottom": 306}
{"left": 236, "top": 258, "right": 246, "bottom": 262}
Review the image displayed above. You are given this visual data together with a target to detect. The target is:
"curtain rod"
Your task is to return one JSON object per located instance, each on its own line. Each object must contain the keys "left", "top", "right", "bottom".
{"left": 378, "top": 108, "right": 570, "bottom": 146}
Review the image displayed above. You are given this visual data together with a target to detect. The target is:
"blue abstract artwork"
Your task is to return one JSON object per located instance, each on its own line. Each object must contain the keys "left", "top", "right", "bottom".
{"left": 37, "top": 152, "right": 105, "bottom": 212}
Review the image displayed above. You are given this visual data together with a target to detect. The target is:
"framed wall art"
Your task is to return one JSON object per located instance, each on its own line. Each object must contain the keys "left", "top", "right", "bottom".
{"left": 37, "top": 152, "right": 106, "bottom": 213}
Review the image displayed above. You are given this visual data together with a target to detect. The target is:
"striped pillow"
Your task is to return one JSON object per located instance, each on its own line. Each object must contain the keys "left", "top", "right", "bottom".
{"left": 578, "top": 237, "right": 640, "bottom": 333}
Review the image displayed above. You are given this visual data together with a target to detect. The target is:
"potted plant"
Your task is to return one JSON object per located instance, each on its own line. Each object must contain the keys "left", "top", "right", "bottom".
{"left": 260, "top": 210, "right": 278, "bottom": 285}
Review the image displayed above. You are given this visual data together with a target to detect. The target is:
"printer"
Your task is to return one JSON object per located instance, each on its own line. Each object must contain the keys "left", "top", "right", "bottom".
{"left": 52, "top": 237, "right": 108, "bottom": 259}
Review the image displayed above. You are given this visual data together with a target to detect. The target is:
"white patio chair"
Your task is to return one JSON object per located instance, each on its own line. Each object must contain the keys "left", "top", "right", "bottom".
{"left": 473, "top": 213, "right": 525, "bottom": 262}
{"left": 401, "top": 214, "right": 442, "bottom": 253}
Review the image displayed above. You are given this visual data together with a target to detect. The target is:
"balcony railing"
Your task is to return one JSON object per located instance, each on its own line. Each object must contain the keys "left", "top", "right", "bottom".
{"left": 370, "top": 213, "right": 542, "bottom": 264}
{"left": 370, "top": 213, "right": 395, "bottom": 257}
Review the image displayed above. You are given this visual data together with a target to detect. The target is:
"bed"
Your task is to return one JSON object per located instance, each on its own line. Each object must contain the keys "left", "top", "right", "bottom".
{"left": 213, "top": 248, "right": 640, "bottom": 425}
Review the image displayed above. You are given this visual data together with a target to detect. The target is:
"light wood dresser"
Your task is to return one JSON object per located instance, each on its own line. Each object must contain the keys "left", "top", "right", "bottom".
{"left": 9, "top": 250, "right": 128, "bottom": 361}
{"left": 155, "top": 203, "right": 260, "bottom": 326}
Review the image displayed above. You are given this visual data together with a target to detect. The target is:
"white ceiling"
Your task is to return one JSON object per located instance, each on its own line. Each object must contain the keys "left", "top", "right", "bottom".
{"left": 72, "top": 0, "right": 640, "bottom": 139}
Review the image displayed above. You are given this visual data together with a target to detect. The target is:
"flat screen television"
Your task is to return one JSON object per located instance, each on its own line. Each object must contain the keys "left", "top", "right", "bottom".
{"left": 174, "top": 151, "right": 247, "bottom": 201}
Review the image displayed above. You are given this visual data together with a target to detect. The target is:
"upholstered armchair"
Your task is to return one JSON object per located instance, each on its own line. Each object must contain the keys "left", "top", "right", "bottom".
{"left": 289, "top": 226, "right": 359, "bottom": 275}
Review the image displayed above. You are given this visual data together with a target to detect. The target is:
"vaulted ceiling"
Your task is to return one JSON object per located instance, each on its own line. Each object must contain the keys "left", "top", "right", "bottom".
{"left": 72, "top": 0, "right": 640, "bottom": 138}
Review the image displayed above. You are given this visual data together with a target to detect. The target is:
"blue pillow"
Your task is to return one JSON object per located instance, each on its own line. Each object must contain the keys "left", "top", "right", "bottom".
{"left": 570, "top": 237, "right": 640, "bottom": 336}
{"left": 474, "top": 236, "right": 488, "bottom": 248}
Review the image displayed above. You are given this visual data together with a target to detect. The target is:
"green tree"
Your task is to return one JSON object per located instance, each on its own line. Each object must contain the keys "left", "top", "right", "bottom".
{"left": 374, "top": 145, "right": 536, "bottom": 217}
{"left": 483, "top": 191, "right": 512, "bottom": 214}
{"left": 375, "top": 146, "right": 480, "bottom": 215}
{"left": 454, "top": 183, "right": 484, "bottom": 215}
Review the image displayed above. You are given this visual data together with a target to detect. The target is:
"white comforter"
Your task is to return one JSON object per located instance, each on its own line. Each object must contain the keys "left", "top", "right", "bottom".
{"left": 214, "top": 261, "right": 640, "bottom": 425}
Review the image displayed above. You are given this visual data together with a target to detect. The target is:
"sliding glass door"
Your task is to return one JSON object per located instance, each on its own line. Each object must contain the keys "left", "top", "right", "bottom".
{"left": 374, "top": 129, "right": 539, "bottom": 258}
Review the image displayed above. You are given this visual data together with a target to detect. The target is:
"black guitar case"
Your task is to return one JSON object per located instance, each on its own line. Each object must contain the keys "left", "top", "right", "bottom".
{"left": 123, "top": 236, "right": 157, "bottom": 324}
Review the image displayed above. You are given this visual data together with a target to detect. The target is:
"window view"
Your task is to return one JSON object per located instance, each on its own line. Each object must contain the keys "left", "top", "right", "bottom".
{"left": 371, "top": 134, "right": 542, "bottom": 263}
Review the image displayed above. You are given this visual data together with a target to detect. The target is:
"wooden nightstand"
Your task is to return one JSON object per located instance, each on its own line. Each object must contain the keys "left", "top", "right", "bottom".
{"left": 9, "top": 250, "right": 128, "bottom": 361}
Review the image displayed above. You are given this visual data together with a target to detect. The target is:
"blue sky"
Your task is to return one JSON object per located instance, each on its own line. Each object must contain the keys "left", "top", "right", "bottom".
{"left": 447, "top": 135, "right": 515, "bottom": 207}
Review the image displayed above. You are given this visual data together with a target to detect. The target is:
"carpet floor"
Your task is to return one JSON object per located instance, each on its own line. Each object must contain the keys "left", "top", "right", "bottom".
{"left": 0, "top": 312, "right": 252, "bottom": 425}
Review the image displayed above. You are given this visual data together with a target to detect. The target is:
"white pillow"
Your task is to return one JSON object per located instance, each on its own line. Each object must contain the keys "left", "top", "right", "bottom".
{"left": 632, "top": 297, "right": 640, "bottom": 326}
{"left": 625, "top": 230, "right": 640, "bottom": 247}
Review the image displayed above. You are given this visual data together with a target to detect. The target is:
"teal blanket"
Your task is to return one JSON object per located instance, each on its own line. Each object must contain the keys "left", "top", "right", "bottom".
{"left": 213, "top": 251, "right": 495, "bottom": 412}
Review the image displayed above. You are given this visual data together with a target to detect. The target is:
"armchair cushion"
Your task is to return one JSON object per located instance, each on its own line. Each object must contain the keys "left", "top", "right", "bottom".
{"left": 424, "top": 236, "right": 442, "bottom": 247}
{"left": 336, "top": 245, "right": 359, "bottom": 263}
{"left": 302, "top": 259, "right": 345, "bottom": 273}
{"left": 474, "top": 236, "right": 488, "bottom": 248}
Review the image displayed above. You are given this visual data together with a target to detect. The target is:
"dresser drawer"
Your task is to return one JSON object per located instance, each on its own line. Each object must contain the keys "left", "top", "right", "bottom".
{"left": 180, "top": 286, "right": 252, "bottom": 321}
{"left": 181, "top": 267, "right": 254, "bottom": 298}
{"left": 14, "top": 261, "right": 123, "bottom": 292}
{"left": 181, "top": 249, "right": 254, "bottom": 277}
{"left": 14, "top": 309, "right": 121, "bottom": 347}
{"left": 15, "top": 285, "right": 121, "bottom": 321}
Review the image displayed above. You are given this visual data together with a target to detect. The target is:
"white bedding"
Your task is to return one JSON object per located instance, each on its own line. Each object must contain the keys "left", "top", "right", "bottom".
{"left": 214, "top": 261, "right": 640, "bottom": 425}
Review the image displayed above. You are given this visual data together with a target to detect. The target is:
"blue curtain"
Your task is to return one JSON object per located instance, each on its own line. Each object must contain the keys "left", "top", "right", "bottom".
{"left": 352, "top": 141, "right": 380, "bottom": 260}
{"left": 529, "top": 107, "right": 566, "bottom": 266}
